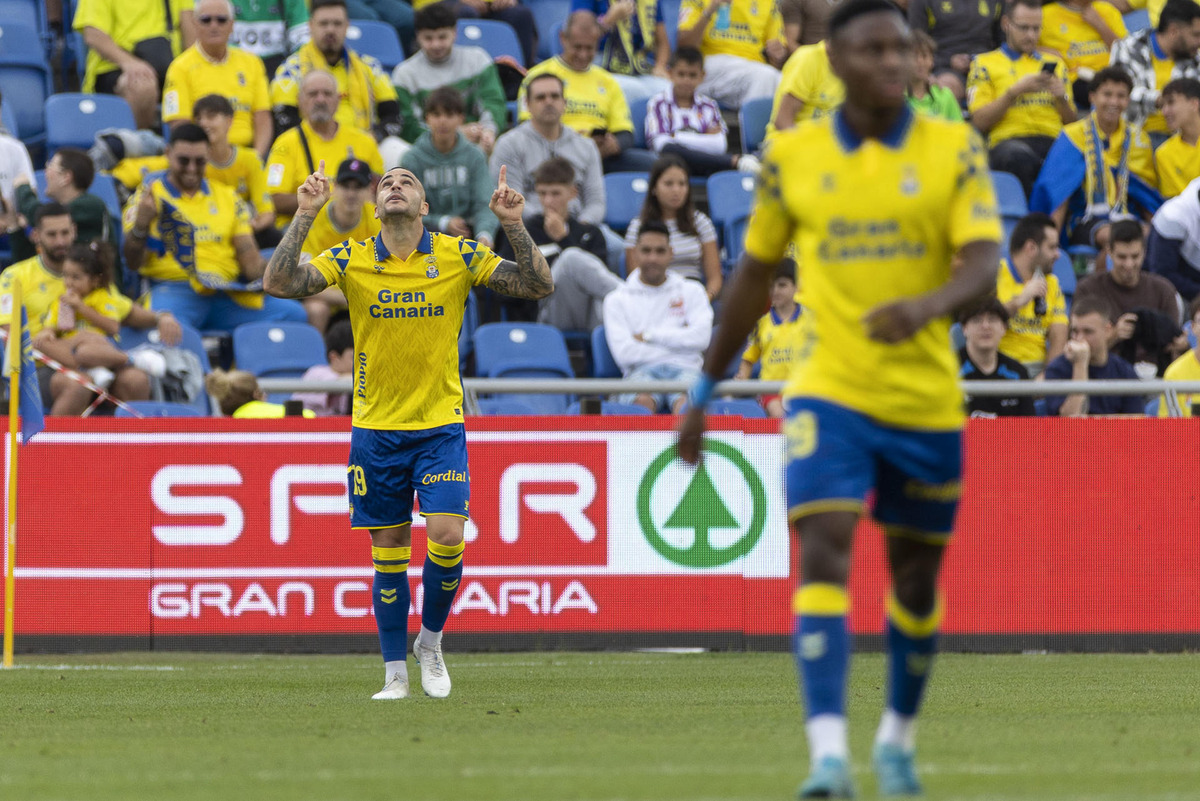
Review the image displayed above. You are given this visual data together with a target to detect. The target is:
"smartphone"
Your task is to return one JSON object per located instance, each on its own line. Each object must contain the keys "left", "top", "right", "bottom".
{"left": 591, "top": 128, "right": 608, "bottom": 137}
{"left": 1041, "top": 61, "right": 1058, "bottom": 75}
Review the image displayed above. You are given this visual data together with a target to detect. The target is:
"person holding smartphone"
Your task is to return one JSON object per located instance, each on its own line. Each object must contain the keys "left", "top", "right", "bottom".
{"left": 967, "top": 0, "right": 1076, "bottom": 198}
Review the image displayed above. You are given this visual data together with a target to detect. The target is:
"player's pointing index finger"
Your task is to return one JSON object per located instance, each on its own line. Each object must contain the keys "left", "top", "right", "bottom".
{"left": 498, "top": 164, "right": 507, "bottom": 189}
{"left": 317, "top": 159, "right": 326, "bottom": 177}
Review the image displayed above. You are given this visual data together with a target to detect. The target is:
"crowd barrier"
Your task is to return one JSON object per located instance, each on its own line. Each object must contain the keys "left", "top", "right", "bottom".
{"left": 6, "top": 415, "right": 1199, "bottom": 653}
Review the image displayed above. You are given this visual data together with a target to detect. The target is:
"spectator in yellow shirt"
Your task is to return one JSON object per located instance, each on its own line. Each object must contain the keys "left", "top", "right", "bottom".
{"left": 1039, "top": 0, "right": 1127, "bottom": 107}
{"left": 995, "top": 212, "right": 1070, "bottom": 375}
{"left": 677, "top": 0, "right": 787, "bottom": 109}
{"left": 1157, "top": 76, "right": 1200, "bottom": 196}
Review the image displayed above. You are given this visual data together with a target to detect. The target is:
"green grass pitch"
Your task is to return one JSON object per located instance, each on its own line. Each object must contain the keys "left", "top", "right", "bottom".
{"left": 2, "top": 651, "right": 1199, "bottom": 800}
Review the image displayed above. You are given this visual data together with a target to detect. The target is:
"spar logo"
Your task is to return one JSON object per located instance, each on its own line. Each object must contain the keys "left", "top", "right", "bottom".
{"left": 636, "top": 439, "right": 767, "bottom": 568}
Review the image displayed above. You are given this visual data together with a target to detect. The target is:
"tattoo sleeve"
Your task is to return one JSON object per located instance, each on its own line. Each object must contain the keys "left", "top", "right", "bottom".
{"left": 487, "top": 221, "right": 554, "bottom": 300}
{"left": 263, "top": 211, "right": 330, "bottom": 298}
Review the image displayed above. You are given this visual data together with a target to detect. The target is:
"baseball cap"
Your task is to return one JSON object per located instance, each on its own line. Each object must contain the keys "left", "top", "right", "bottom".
{"left": 336, "top": 158, "right": 372, "bottom": 186}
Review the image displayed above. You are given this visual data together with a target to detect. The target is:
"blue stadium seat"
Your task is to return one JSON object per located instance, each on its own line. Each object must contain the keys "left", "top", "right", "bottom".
{"left": 1, "top": 101, "right": 16, "bottom": 138}
{"left": 603, "top": 171, "right": 650, "bottom": 234}
{"left": 592, "top": 324, "right": 621, "bottom": 378}
{"left": 0, "top": 23, "right": 53, "bottom": 153}
{"left": 232, "top": 321, "right": 326, "bottom": 378}
{"left": 1124, "top": 8, "right": 1151, "bottom": 33}
{"left": 473, "top": 322, "right": 574, "bottom": 413}
{"left": 459, "top": 289, "right": 480, "bottom": 369}
{"left": 991, "top": 169, "right": 1028, "bottom": 216}
{"left": 0, "top": 0, "right": 47, "bottom": 37}
{"left": 530, "top": 0, "right": 571, "bottom": 61}
{"left": 458, "top": 19, "right": 524, "bottom": 67}
{"left": 659, "top": 0, "right": 681, "bottom": 49}
{"left": 630, "top": 96, "right": 648, "bottom": 149}
{"left": 1051, "top": 250, "right": 1076, "bottom": 299}
{"left": 707, "top": 170, "right": 756, "bottom": 270}
{"left": 722, "top": 215, "right": 750, "bottom": 273}
{"left": 738, "top": 96, "right": 772, "bottom": 154}
{"left": 115, "top": 400, "right": 205, "bottom": 418}
{"left": 346, "top": 20, "right": 406, "bottom": 72}
{"left": 45, "top": 93, "right": 137, "bottom": 154}
{"left": 566, "top": 400, "right": 652, "bottom": 415}
{"left": 475, "top": 398, "right": 538, "bottom": 415}
{"left": 1145, "top": 397, "right": 1160, "bottom": 416}
{"left": 707, "top": 398, "right": 768, "bottom": 417}
{"left": 119, "top": 322, "right": 212, "bottom": 415}
{"left": 90, "top": 174, "right": 125, "bottom": 223}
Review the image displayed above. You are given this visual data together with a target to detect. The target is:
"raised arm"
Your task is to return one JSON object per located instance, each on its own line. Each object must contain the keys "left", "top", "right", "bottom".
{"left": 263, "top": 161, "right": 334, "bottom": 299}
{"left": 485, "top": 165, "right": 554, "bottom": 300}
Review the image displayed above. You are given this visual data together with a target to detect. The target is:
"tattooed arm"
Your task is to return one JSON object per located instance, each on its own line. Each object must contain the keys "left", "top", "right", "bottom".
{"left": 485, "top": 165, "right": 554, "bottom": 300}
{"left": 263, "top": 164, "right": 333, "bottom": 299}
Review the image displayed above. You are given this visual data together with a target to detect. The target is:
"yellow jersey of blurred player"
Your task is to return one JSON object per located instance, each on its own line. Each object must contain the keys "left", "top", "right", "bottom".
{"left": 676, "top": 0, "right": 1002, "bottom": 797}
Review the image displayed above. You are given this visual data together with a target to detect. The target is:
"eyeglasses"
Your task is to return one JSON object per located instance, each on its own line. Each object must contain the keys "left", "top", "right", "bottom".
{"left": 175, "top": 155, "right": 207, "bottom": 166}
{"left": 197, "top": 15, "right": 230, "bottom": 24}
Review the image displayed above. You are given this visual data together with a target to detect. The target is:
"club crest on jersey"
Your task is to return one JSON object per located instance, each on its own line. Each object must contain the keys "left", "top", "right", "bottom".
{"left": 821, "top": 174, "right": 836, "bottom": 192}
{"left": 425, "top": 256, "right": 439, "bottom": 279}
{"left": 900, "top": 167, "right": 919, "bottom": 196}
{"left": 373, "top": 262, "right": 385, "bottom": 273}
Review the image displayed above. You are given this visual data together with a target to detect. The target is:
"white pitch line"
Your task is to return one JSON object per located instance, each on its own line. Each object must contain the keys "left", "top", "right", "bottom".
{"left": 6, "top": 664, "right": 184, "bottom": 671}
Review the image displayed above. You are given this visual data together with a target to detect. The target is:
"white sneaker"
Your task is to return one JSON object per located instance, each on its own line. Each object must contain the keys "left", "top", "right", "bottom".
{"left": 737, "top": 154, "right": 762, "bottom": 175}
{"left": 87, "top": 367, "right": 115, "bottom": 390}
{"left": 128, "top": 348, "right": 167, "bottom": 378}
{"left": 371, "top": 673, "right": 410, "bottom": 700}
{"left": 413, "top": 638, "right": 451, "bottom": 698}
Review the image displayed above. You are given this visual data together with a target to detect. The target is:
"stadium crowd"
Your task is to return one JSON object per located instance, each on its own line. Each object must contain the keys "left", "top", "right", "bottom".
{"left": 4, "top": 0, "right": 1200, "bottom": 418}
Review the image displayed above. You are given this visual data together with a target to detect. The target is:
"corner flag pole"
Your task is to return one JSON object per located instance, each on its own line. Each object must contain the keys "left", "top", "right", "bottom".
{"left": 3, "top": 280, "right": 23, "bottom": 668}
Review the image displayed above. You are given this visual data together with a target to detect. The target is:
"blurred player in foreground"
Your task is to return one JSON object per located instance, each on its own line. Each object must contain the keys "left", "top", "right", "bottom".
{"left": 263, "top": 161, "right": 552, "bottom": 700}
{"left": 676, "top": 0, "right": 1002, "bottom": 795}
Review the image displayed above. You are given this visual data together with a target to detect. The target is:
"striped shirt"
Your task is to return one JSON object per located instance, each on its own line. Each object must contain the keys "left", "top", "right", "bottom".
{"left": 624, "top": 211, "right": 718, "bottom": 282}
{"left": 644, "top": 90, "right": 727, "bottom": 154}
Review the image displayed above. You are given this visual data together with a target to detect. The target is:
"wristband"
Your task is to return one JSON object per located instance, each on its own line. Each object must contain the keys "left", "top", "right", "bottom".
{"left": 687, "top": 373, "right": 718, "bottom": 410}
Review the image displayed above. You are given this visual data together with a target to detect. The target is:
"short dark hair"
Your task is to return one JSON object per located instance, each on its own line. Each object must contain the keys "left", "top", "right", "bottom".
{"left": 415, "top": 1, "right": 458, "bottom": 31}
{"left": 53, "top": 147, "right": 94, "bottom": 190}
{"left": 1162, "top": 76, "right": 1200, "bottom": 104}
{"left": 774, "top": 260, "right": 796, "bottom": 283}
{"left": 1109, "top": 219, "right": 1144, "bottom": 247}
{"left": 310, "top": 0, "right": 348, "bottom": 15}
{"left": 1005, "top": 0, "right": 1043, "bottom": 16}
{"left": 192, "top": 93, "right": 234, "bottom": 119}
{"left": 636, "top": 219, "right": 671, "bottom": 241}
{"left": 1158, "top": 0, "right": 1200, "bottom": 32}
{"left": 668, "top": 46, "right": 704, "bottom": 68}
{"left": 828, "top": 0, "right": 905, "bottom": 39}
{"left": 169, "top": 122, "right": 209, "bottom": 146}
{"left": 325, "top": 319, "right": 353, "bottom": 356}
{"left": 65, "top": 241, "right": 116, "bottom": 286}
{"left": 1009, "top": 211, "right": 1056, "bottom": 253}
{"left": 1071, "top": 295, "right": 1117, "bottom": 323}
{"left": 959, "top": 295, "right": 1010, "bottom": 326}
{"left": 33, "top": 202, "right": 70, "bottom": 228}
{"left": 526, "top": 72, "right": 565, "bottom": 96}
{"left": 1090, "top": 66, "right": 1134, "bottom": 95}
{"left": 532, "top": 156, "right": 575, "bottom": 187}
{"left": 424, "top": 86, "right": 465, "bottom": 117}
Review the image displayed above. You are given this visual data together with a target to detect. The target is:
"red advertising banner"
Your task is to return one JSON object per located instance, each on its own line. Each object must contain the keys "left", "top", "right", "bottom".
{"left": 7, "top": 417, "right": 1200, "bottom": 646}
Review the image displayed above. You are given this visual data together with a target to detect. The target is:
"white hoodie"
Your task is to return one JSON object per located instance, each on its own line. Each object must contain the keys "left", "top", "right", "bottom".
{"left": 602, "top": 270, "right": 713, "bottom": 374}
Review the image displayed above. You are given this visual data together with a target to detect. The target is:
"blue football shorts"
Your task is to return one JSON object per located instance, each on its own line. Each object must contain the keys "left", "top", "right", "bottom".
{"left": 783, "top": 397, "right": 963, "bottom": 539}
{"left": 347, "top": 423, "right": 470, "bottom": 530}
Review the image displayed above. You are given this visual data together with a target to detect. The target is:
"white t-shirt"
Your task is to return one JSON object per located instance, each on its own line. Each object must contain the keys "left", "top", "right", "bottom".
{"left": 0, "top": 134, "right": 35, "bottom": 210}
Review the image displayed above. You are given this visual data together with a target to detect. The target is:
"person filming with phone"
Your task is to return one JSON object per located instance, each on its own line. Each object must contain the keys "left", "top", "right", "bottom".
{"left": 967, "top": 0, "right": 1076, "bottom": 199}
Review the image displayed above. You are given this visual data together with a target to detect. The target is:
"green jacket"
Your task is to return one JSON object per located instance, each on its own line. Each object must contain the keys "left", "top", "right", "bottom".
{"left": 400, "top": 131, "right": 499, "bottom": 240}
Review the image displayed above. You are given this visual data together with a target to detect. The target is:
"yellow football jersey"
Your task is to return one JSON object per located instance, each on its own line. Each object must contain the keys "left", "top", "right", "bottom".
{"left": 517, "top": 58, "right": 634, "bottom": 135}
{"left": 265, "top": 121, "right": 383, "bottom": 226}
{"left": 768, "top": 42, "right": 843, "bottom": 140}
{"left": 162, "top": 46, "right": 270, "bottom": 148}
{"left": 122, "top": 176, "right": 259, "bottom": 307}
{"left": 43, "top": 285, "right": 133, "bottom": 337}
{"left": 1039, "top": 1, "right": 1127, "bottom": 81}
{"left": 743, "top": 306, "right": 804, "bottom": 381}
{"left": 1155, "top": 134, "right": 1200, "bottom": 198}
{"left": 269, "top": 40, "right": 398, "bottom": 135}
{"left": 207, "top": 146, "right": 274, "bottom": 216}
{"left": 995, "top": 259, "right": 1069, "bottom": 364}
{"left": 743, "top": 108, "right": 1002, "bottom": 430}
{"left": 0, "top": 256, "right": 64, "bottom": 336}
{"left": 73, "top": 0, "right": 193, "bottom": 92}
{"left": 309, "top": 229, "right": 501, "bottom": 430}
{"left": 967, "top": 46, "right": 1071, "bottom": 145}
{"left": 110, "top": 156, "right": 169, "bottom": 192}
{"left": 1159, "top": 348, "right": 1200, "bottom": 416}
{"left": 678, "top": 0, "right": 785, "bottom": 63}
{"left": 301, "top": 201, "right": 381, "bottom": 261}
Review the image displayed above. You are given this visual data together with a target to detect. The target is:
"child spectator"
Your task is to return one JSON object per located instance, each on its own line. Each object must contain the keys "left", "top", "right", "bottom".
{"left": 1156, "top": 78, "right": 1200, "bottom": 199}
{"left": 909, "top": 31, "right": 962, "bottom": 121}
{"left": 400, "top": 87, "right": 498, "bottom": 246}
{"left": 735, "top": 261, "right": 801, "bottom": 417}
{"left": 292, "top": 318, "right": 353, "bottom": 416}
{"left": 38, "top": 242, "right": 181, "bottom": 390}
{"left": 644, "top": 47, "right": 760, "bottom": 177}
{"left": 493, "top": 157, "right": 621, "bottom": 328}
{"left": 207, "top": 368, "right": 316, "bottom": 417}
{"left": 624, "top": 154, "right": 722, "bottom": 300}
{"left": 391, "top": 1, "right": 508, "bottom": 154}
{"left": 957, "top": 296, "right": 1036, "bottom": 417}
